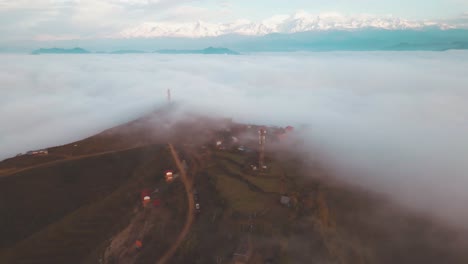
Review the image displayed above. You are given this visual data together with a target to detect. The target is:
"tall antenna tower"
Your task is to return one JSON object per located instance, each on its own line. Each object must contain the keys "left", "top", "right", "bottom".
{"left": 258, "top": 128, "right": 267, "bottom": 169}
{"left": 167, "top": 89, "right": 171, "bottom": 103}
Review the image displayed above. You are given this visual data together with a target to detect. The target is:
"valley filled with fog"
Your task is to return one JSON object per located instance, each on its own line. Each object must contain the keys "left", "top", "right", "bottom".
{"left": 1, "top": 51, "right": 468, "bottom": 229}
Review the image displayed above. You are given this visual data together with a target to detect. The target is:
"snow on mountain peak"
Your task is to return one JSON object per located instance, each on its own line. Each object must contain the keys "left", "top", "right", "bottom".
{"left": 114, "top": 12, "right": 459, "bottom": 39}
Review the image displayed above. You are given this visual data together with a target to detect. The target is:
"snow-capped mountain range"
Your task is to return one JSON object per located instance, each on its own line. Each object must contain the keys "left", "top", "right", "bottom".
{"left": 115, "top": 12, "right": 458, "bottom": 38}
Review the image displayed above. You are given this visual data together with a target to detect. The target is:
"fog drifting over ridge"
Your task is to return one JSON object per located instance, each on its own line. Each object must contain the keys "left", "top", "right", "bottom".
{"left": 1, "top": 52, "right": 468, "bottom": 228}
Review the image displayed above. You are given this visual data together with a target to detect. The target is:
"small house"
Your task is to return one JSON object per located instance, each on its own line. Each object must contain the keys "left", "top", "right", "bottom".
{"left": 26, "top": 149, "right": 48, "bottom": 156}
{"left": 143, "top": 196, "right": 151, "bottom": 207}
{"left": 141, "top": 189, "right": 151, "bottom": 207}
{"left": 280, "top": 196, "right": 291, "bottom": 207}
{"left": 135, "top": 240, "right": 143, "bottom": 249}
{"left": 165, "top": 171, "right": 174, "bottom": 182}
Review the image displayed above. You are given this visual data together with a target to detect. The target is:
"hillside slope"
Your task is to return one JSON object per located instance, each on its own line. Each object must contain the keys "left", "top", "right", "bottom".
{"left": 1, "top": 108, "right": 467, "bottom": 263}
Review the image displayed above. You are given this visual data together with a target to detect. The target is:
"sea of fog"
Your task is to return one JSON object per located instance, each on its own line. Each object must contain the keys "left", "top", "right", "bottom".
{"left": 1, "top": 51, "right": 468, "bottom": 228}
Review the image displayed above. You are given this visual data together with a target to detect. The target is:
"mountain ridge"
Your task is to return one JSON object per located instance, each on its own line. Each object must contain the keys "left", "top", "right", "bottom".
{"left": 155, "top": 47, "right": 239, "bottom": 55}
{"left": 32, "top": 47, "right": 90, "bottom": 54}
{"left": 1, "top": 109, "right": 468, "bottom": 263}
{"left": 23, "top": 29, "right": 468, "bottom": 53}
{"left": 115, "top": 12, "right": 464, "bottom": 38}
{"left": 30, "top": 47, "right": 240, "bottom": 55}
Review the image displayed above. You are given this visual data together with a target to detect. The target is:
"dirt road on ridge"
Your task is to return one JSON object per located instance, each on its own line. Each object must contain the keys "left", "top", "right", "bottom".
{"left": 156, "top": 144, "right": 195, "bottom": 264}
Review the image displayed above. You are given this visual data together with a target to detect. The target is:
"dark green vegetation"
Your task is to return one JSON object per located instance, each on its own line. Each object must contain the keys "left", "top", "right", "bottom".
{"left": 32, "top": 47, "right": 90, "bottom": 54}
{"left": 200, "top": 148, "right": 468, "bottom": 263}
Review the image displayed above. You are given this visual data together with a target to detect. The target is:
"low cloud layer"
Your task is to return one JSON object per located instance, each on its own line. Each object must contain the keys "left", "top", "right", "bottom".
{"left": 1, "top": 52, "right": 468, "bottom": 228}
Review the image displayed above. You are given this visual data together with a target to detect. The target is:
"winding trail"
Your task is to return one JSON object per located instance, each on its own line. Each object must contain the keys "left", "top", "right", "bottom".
{"left": 0, "top": 146, "right": 145, "bottom": 178}
{"left": 156, "top": 144, "right": 194, "bottom": 264}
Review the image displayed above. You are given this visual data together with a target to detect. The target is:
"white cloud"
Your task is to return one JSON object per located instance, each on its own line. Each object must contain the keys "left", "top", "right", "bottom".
{"left": 1, "top": 52, "right": 468, "bottom": 229}
{"left": 0, "top": 0, "right": 68, "bottom": 9}
{"left": 33, "top": 34, "right": 82, "bottom": 41}
{"left": 0, "top": 0, "right": 199, "bottom": 40}
{"left": 161, "top": 5, "right": 221, "bottom": 22}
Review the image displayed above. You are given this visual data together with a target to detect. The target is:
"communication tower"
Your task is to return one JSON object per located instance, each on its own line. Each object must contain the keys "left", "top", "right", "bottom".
{"left": 258, "top": 128, "right": 267, "bottom": 169}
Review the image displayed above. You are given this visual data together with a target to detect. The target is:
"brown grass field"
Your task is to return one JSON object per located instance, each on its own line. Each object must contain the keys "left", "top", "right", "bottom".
{"left": 1, "top": 109, "right": 468, "bottom": 264}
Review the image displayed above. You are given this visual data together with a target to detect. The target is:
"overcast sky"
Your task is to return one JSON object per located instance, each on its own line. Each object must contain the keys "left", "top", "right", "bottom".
{"left": 0, "top": 0, "right": 467, "bottom": 41}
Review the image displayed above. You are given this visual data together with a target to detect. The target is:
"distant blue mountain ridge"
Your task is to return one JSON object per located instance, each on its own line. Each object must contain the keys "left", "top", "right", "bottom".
{"left": 228, "top": 29, "right": 468, "bottom": 52}
{"left": 155, "top": 47, "right": 239, "bottom": 55}
{"left": 31, "top": 46, "right": 240, "bottom": 55}
{"left": 108, "top": 49, "right": 146, "bottom": 54}
{"left": 24, "top": 29, "right": 468, "bottom": 54}
{"left": 32, "top": 47, "right": 90, "bottom": 54}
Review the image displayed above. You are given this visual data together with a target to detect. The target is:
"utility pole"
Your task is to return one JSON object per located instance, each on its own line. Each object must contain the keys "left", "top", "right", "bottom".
{"left": 280, "top": 173, "right": 286, "bottom": 195}
{"left": 258, "top": 128, "right": 266, "bottom": 169}
{"left": 167, "top": 89, "right": 171, "bottom": 103}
